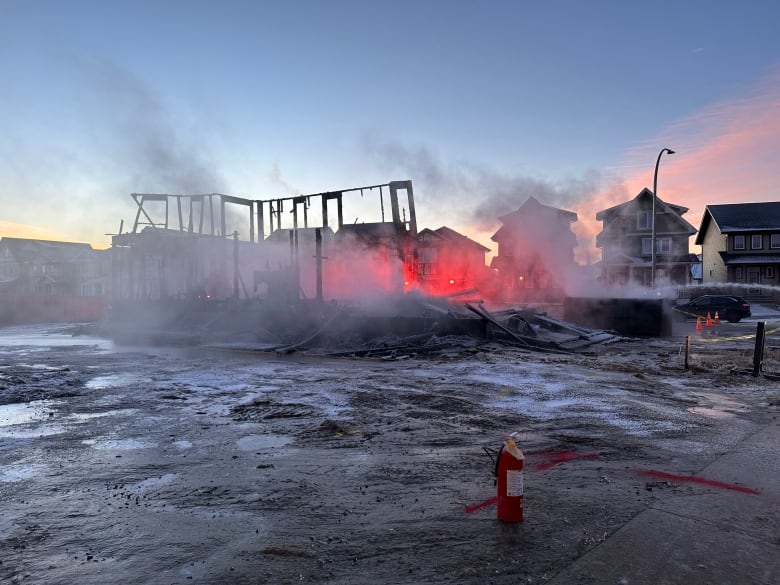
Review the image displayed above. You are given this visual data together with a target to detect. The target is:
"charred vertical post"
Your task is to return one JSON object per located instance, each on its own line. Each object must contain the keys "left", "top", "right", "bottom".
{"left": 256, "top": 200, "right": 265, "bottom": 241}
{"left": 177, "top": 196, "right": 184, "bottom": 230}
{"left": 752, "top": 321, "right": 766, "bottom": 376}
{"left": 220, "top": 196, "right": 227, "bottom": 237}
{"left": 209, "top": 195, "right": 215, "bottom": 236}
{"left": 321, "top": 196, "right": 329, "bottom": 230}
{"left": 315, "top": 227, "right": 323, "bottom": 302}
{"left": 336, "top": 193, "right": 343, "bottom": 229}
{"left": 233, "top": 231, "right": 240, "bottom": 300}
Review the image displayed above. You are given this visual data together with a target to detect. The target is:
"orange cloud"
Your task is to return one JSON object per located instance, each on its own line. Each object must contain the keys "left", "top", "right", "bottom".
{"left": 0, "top": 219, "right": 103, "bottom": 247}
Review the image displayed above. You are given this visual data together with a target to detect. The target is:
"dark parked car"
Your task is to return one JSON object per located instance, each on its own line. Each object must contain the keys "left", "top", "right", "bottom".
{"left": 673, "top": 295, "right": 751, "bottom": 323}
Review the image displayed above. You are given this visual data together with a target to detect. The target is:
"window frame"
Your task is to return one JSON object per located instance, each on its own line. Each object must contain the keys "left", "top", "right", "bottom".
{"left": 751, "top": 234, "right": 763, "bottom": 250}
{"left": 733, "top": 235, "right": 746, "bottom": 250}
{"left": 637, "top": 210, "right": 651, "bottom": 230}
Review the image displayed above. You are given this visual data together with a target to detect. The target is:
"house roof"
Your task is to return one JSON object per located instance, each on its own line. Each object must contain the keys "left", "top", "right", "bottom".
{"left": 0, "top": 237, "right": 95, "bottom": 263}
{"left": 595, "top": 188, "right": 696, "bottom": 245}
{"left": 719, "top": 252, "right": 780, "bottom": 265}
{"left": 695, "top": 202, "right": 780, "bottom": 245}
{"left": 596, "top": 188, "right": 690, "bottom": 220}
{"left": 496, "top": 196, "right": 577, "bottom": 225}
{"left": 417, "top": 226, "right": 490, "bottom": 253}
{"left": 492, "top": 196, "right": 577, "bottom": 243}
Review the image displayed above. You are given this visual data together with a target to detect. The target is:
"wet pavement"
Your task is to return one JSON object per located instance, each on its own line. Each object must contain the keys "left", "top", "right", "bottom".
{"left": 0, "top": 323, "right": 777, "bottom": 584}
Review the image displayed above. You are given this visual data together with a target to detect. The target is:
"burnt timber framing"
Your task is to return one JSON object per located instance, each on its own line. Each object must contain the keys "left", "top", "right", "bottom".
{"left": 113, "top": 180, "right": 417, "bottom": 302}
{"left": 127, "top": 181, "right": 415, "bottom": 242}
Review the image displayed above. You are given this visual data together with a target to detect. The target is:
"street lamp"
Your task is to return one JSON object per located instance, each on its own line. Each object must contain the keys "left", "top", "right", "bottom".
{"left": 651, "top": 147, "right": 675, "bottom": 288}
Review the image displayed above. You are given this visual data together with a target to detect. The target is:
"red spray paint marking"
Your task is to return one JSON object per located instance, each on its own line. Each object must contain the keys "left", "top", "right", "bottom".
{"left": 464, "top": 496, "right": 498, "bottom": 514}
{"left": 530, "top": 451, "right": 599, "bottom": 471}
{"left": 638, "top": 469, "right": 760, "bottom": 495}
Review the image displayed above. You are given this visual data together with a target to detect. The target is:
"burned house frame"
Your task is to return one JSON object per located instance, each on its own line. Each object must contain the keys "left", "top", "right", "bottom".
{"left": 110, "top": 180, "right": 418, "bottom": 306}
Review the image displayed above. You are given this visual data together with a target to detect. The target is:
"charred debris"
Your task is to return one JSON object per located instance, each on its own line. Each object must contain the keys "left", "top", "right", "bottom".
{"left": 106, "top": 179, "right": 622, "bottom": 357}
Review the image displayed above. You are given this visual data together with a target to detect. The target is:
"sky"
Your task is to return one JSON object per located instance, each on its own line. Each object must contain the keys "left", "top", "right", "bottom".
{"left": 1, "top": 0, "right": 780, "bottom": 263}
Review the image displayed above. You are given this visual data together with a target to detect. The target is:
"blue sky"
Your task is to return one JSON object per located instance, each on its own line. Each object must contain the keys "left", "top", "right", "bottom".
{"left": 2, "top": 0, "right": 780, "bottom": 260}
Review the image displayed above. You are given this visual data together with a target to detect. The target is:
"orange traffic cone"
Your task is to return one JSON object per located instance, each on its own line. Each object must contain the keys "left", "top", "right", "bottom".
{"left": 696, "top": 316, "right": 703, "bottom": 331}
{"left": 714, "top": 311, "right": 720, "bottom": 325}
{"left": 706, "top": 312, "right": 713, "bottom": 327}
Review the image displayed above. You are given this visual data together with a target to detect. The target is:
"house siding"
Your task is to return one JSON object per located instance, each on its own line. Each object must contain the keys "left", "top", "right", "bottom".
{"left": 701, "top": 230, "right": 727, "bottom": 283}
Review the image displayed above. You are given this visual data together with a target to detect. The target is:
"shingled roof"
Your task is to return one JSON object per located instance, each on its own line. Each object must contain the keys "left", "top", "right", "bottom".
{"left": 0, "top": 237, "right": 95, "bottom": 263}
{"left": 695, "top": 202, "right": 780, "bottom": 245}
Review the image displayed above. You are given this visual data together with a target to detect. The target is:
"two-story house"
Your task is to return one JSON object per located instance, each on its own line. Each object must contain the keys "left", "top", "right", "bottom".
{"left": 415, "top": 226, "right": 490, "bottom": 294}
{"left": 0, "top": 237, "right": 107, "bottom": 296}
{"left": 596, "top": 188, "right": 697, "bottom": 287}
{"left": 695, "top": 202, "right": 780, "bottom": 289}
{"left": 489, "top": 196, "right": 578, "bottom": 301}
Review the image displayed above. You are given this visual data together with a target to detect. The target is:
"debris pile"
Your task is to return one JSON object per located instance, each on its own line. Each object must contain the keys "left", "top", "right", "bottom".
{"left": 107, "top": 292, "right": 624, "bottom": 357}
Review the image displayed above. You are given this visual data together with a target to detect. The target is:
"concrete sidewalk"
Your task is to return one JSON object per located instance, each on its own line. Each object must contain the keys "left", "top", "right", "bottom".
{"left": 548, "top": 421, "right": 779, "bottom": 585}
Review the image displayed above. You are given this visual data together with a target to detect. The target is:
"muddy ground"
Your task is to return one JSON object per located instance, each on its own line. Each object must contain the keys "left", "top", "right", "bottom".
{"left": 1, "top": 322, "right": 778, "bottom": 584}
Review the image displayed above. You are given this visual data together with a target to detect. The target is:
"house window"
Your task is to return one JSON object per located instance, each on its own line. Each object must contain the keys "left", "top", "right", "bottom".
{"left": 733, "top": 235, "right": 745, "bottom": 250}
{"left": 735, "top": 267, "right": 743, "bottom": 279}
{"left": 767, "top": 267, "right": 775, "bottom": 278}
{"left": 637, "top": 210, "right": 651, "bottom": 230}
{"left": 419, "top": 247, "right": 438, "bottom": 263}
{"left": 751, "top": 234, "right": 763, "bottom": 250}
{"left": 771, "top": 234, "right": 780, "bottom": 249}
{"left": 643, "top": 238, "right": 671, "bottom": 254}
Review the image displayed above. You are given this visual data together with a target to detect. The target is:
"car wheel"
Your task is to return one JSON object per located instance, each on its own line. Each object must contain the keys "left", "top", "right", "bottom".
{"left": 725, "top": 311, "right": 740, "bottom": 323}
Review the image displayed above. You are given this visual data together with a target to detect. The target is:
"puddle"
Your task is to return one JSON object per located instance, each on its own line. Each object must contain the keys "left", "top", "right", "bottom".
{"left": 86, "top": 374, "right": 143, "bottom": 390}
{"left": 688, "top": 406, "right": 734, "bottom": 419}
{"left": 236, "top": 434, "right": 292, "bottom": 451}
{"left": 82, "top": 438, "right": 155, "bottom": 450}
{"left": 67, "top": 409, "right": 138, "bottom": 422}
{"left": 0, "top": 326, "right": 113, "bottom": 351}
{"left": 0, "top": 401, "right": 58, "bottom": 427}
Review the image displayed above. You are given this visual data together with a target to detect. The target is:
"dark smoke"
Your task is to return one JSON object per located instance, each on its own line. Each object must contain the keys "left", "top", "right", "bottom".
{"left": 360, "top": 131, "right": 603, "bottom": 232}
{"left": 81, "top": 61, "right": 227, "bottom": 196}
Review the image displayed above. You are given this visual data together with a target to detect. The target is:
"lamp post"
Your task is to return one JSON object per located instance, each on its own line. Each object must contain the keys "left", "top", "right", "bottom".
{"left": 651, "top": 147, "right": 675, "bottom": 288}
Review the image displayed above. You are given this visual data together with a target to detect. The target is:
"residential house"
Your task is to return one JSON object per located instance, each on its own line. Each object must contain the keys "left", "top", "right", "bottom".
{"left": 0, "top": 237, "right": 108, "bottom": 296}
{"left": 489, "top": 196, "right": 578, "bottom": 301}
{"left": 595, "top": 188, "right": 697, "bottom": 287}
{"left": 0, "top": 237, "right": 110, "bottom": 324}
{"left": 695, "top": 202, "right": 780, "bottom": 289}
{"left": 415, "top": 226, "right": 491, "bottom": 294}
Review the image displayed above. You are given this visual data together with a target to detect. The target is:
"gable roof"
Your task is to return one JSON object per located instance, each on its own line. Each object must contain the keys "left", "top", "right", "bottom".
{"left": 0, "top": 237, "right": 95, "bottom": 263}
{"left": 595, "top": 188, "right": 690, "bottom": 220}
{"left": 695, "top": 202, "right": 780, "bottom": 245}
{"left": 432, "top": 226, "right": 490, "bottom": 253}
{"left": 497, "top": 196, "right": 577, "bottom": 225}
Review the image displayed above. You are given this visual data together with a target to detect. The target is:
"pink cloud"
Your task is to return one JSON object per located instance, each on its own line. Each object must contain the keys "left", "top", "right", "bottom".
{"left": 573, "top": 66, "right": 780, "bottom": 264}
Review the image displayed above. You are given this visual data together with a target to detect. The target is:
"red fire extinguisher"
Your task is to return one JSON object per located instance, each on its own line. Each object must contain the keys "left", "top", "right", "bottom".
{"left": 495, "top": 434, "right": 524, "bottom": 522}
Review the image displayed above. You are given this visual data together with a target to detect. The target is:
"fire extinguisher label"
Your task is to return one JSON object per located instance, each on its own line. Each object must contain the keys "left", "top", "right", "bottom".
{"left": 506, "top": 469, "right": 524, "bottom": 497}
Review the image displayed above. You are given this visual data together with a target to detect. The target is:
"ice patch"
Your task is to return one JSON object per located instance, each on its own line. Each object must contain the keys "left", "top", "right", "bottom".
{"left": 236, "top": 434, "right": 292, "bottom": 451}
{"left": 0, "top": 463, "right": 46, "bottom": 482}
{"left": 134, "top": 473, "right": 178, "bottom": 493}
